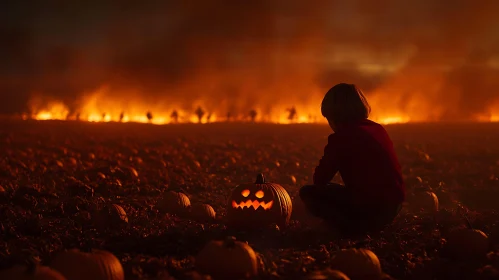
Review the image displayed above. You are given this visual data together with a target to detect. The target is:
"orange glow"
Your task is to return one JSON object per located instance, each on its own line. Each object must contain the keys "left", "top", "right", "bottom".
{"left": 25, "top": 86, "right": 424, "bottom": 125}
{"left": 241, "top": 189, "right": 250, "bottom": 197}
{"left": 232, "top": 200, "right": 273, "bottom": 210}
{"left": 255, "top": 190, "right": 264, "bottom": 198}
{"left": 33, "top": 102, "right": 70, "bottom": 120}
{"left": 24, "top": 85, "right": 498, "bottom": 125}
{"left": 490, "top": 102, "right": 499, "bottom": 122}
{"left": 475, "top": 102, "right": 499, "bottom": 122}
{"left": 376, "top": 116, "right": 410, "bottom": 125}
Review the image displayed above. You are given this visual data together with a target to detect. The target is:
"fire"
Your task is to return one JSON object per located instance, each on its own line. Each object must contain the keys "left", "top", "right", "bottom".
{"left": 376, "top": 117, "right": 410, "bottom": 125}
{"left": 27, "top": 100, "right": 413, "bottom": 125}
{"left": 24, "top": 87, "right": 422, "bottom": 125}
{"left": 489, "top": 102, "right": 499, "bottom": 122}
{"left": 34, "top": 102, "right": 70, "bottom": 121}
{"left": 475, "top": 101, "right": 499, "bottom": 122}
{"left": 24, "top": 85, "right": 498, "bottom": 125}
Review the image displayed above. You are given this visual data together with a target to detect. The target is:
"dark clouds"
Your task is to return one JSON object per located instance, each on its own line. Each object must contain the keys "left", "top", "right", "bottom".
{"left": 1, "top": 0, "right": 498, "bottom": 118}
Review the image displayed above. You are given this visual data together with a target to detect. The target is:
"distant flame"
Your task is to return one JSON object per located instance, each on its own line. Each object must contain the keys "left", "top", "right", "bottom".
{"left": 34, "top": 102, "right": 69, "bottom": 120}
{"left": 24, "top": 85, "right": 499, "bottom": 125}
{"left": 25, "top": 87, "right": 417, "bottom": 125}
{"left": 376, "top": 116, "right": 410, "bottom": 125}
{"left": 489, "top": 102, "right": 499, "bottom": 122}
{"left": 232, "top": 200, "right": 274, "bottom": 210}
{"left": 475, "top": 101, "right": 499, "bottom": 122}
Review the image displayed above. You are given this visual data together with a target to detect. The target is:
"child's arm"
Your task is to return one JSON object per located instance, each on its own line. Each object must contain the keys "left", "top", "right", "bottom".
{"left": 313, "top": 134, "right": 340, "bottom": 185}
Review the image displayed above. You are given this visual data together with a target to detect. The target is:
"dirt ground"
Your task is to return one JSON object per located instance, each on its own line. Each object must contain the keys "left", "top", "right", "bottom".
{"left": 1, "top": 120, "right": 499, "bottom": 279}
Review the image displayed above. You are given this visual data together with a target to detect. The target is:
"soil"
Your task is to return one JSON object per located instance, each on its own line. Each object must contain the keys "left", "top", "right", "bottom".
{"left": 1, "top": 120, "right": 499, "bottom": 279}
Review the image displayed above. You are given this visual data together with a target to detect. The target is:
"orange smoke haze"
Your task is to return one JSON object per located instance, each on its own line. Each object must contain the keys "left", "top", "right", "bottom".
{"left": 2, "top": 1, "right": 499, "bottom": 124}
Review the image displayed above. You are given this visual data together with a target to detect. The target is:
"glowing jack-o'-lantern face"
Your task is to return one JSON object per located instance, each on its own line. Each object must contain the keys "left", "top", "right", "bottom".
{"left": 227, "top": 173, "right": 292, "bottom": 230}
{"left": 232, "top": 188, "right": 274, "bottom": 210}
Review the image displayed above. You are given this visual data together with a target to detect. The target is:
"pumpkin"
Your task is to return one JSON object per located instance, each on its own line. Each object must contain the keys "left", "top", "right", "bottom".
{"left": 407, "top": 191, "right": 439, "bottom": 213}
{"left": 196, "top": 236, "right": 258, "bottom": 279}
{"left": 50, "top": 249, "right": 125, "bottom": 280}
{"left": 226, "top": 173, "right": 292, "bottom": 229}
{"left": 405, "top": 176, "right": 424, "bottom": 188}
{"left": 0, "top": 264, "right": 66, "bottom": 280}
{"left": 330, "top": 249, "right": 382, "bottom": 280}
{"left": 190, "top": 203, "right": 216, "bottom": 223}
{"left": 157, "top": 191, "right": 191, "bottom": 215}
{"left": 305, "top": 268, "right": 350, "bottom": 279}
{"left": 94, "top": 204, "right": 128, "bottom": 230}
{"left": 444, "top": 228, "right": 489, "bottom": 260}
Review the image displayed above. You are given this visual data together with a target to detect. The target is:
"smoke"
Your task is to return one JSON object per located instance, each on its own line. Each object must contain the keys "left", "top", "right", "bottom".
{"left": 1, "top": 0, "right": 499, "bottom": 119}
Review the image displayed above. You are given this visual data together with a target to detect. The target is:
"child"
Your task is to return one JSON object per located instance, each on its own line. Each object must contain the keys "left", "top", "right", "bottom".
{"left": 299, "top": 83, "right": 405, "bottom": 236}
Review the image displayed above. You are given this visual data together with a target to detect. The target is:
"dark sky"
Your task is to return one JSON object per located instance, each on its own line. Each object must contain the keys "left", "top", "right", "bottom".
{"left": 1, "top": 0, "right": 499, "bottom": 119}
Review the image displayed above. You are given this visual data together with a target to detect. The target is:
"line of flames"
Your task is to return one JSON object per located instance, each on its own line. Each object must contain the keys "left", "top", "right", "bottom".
{"left": 22, "top": 87, "right": 499, "bottom": 125}
{"left": 24, "top": 108, "right": 499, "bottom": 125}
{"left": 22, "top": 101, "right": 413, "bottom": 125}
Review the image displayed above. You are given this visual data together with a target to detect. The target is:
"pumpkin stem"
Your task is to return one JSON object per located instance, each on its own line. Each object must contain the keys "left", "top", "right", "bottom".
{"left": 224, "top": 236, "right": 237, "bottom": 247}
{"left": 255, "top": 173, "right": 265, "bottom": 184}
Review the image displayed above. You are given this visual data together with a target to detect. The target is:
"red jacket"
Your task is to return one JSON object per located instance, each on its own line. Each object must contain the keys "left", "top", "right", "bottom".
{"left": 313, "top": 119, "right": 405, "bottom": 206}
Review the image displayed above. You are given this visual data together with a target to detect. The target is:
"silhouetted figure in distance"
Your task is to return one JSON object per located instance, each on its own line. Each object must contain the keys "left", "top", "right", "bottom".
{"left": 249, "top": 109, "right": 257, "bottom": 122}
{"left": 146, "top": 111, "right": 153, "bottom": 122}
{"left": 119, "top": 112, "right": 125, "bottom": 122}
{"left": 170, "top": 110, "right": 179, "bottom": 123}
{"left": 287, "top": 106, "right": 297, "bottom": 121}
{"left": 226, "top": 112, "right": 232, "bottom": 122}
{"left": 102, "top": 113, "right": 106, "bottom": 120}
{"left": 207, "top": 113, "right": 212, "bottom": 123}
{"left": 76, "top": 113, "right": 81, "bottom": 121}
{"left": 195, "top": 106, "right": 205, "bottom": 123}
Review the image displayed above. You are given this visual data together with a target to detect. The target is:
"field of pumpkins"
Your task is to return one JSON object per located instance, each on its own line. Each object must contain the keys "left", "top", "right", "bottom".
{"left": 1, "top": 121, "right": 499, "bottom": 279}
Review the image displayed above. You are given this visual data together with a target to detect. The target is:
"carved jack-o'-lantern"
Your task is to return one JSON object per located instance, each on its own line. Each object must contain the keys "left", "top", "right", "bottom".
{"left": 227, "top": 173, "right": 292, "bottom": 229}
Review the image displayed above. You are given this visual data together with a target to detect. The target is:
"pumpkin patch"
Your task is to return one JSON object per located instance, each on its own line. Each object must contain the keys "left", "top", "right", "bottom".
{"left": 3, "top": 120, "right": 499, "bottom": 279}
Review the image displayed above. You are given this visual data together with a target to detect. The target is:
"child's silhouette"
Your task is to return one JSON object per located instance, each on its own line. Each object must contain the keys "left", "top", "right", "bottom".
{"left": 299, "top": 83, "right": 405, "bottom": 236}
